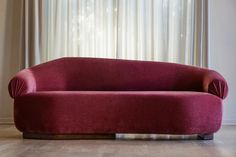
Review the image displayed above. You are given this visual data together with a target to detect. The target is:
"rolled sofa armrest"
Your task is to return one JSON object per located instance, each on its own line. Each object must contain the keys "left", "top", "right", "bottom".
{"left": 202, "top": 70, "right": 228, "bottom": 99}
{"left": 8, "top": 69, "right": 36, "bottom": 99}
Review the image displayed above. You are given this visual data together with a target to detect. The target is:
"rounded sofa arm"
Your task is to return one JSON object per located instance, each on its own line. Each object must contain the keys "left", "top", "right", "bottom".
{"left": 202, "top": 70, "right": 228, "bottom": 99}
{"left": 8, "top": 69, "right": 36, "bottom": 99}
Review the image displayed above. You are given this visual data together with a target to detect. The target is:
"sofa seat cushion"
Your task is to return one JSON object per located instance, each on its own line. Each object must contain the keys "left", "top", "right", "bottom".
{"left": 14, "top": 91, "right": 222, "bottom": 134}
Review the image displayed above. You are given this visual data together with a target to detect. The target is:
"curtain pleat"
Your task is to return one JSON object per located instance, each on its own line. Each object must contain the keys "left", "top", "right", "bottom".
{"left": 22, "top": 0, "right": 43, "bottom": 67}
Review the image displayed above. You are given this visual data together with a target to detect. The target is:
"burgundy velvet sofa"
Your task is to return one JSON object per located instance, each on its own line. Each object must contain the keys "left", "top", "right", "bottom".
{"left": 8, "top": 57, "right": 228, "bottom": 140}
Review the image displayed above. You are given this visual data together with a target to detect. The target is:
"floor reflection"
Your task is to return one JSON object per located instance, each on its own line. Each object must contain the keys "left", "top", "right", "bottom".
{"left": 116, "top": 134, "right": 198, "bottom": 140}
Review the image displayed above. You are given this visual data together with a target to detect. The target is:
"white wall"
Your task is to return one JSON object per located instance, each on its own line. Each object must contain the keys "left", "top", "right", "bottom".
{"left": 0, "top": 0, "right": 12, "bottom": 123}
{"left": 208, "top": 0, "right": 236, "bottom": 124}
{"left": 0, "top": 0, "right": 22, "bottom": 124}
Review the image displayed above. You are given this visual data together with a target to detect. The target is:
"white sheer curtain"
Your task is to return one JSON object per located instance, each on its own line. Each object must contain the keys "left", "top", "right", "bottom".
{"left": 23, "top": 0, "right": 208, "bottom": 67}
{"left": 41, "top": 0, "right": 194, "bottom": 63}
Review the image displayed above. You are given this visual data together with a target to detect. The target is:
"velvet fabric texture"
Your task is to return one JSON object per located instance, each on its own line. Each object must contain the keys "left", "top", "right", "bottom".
{"left": 8, "top": 57, "right": 228, "bottom": 135}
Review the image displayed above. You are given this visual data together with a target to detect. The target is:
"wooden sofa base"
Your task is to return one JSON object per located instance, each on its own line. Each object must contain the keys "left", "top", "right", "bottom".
{"left": 23, "top": 133, "right": 214, "bottom": 140}
{"left": 197, "top": 134, "right": 214, "bottom": 140}
{"left": 23, "top": 133, "right": 116, "bottom": 140}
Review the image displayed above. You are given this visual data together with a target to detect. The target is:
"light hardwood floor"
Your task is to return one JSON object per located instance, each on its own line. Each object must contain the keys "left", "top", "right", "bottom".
{"left": 0, "top": 125, "right": 235, "bottom": 157}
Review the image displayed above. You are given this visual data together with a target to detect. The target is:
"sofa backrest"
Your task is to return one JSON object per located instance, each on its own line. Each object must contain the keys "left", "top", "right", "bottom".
{"left": 28, "top": 57, "right": 209, "bottom": 92}
{"left": 31, "top": 57, "right": 207, "bottom": 91}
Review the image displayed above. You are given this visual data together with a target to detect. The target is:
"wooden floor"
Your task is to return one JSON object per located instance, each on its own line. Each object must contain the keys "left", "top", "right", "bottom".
{"left": 0, "top": 125, "right": 235, "bottom": 157}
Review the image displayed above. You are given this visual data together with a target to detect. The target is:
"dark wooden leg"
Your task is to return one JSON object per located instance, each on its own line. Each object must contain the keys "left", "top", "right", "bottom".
{"left": 197, "top": 134, "right": 214, "bottom": 140}
{"left": 23, "top": 133, "right": 116, "bottom": 140}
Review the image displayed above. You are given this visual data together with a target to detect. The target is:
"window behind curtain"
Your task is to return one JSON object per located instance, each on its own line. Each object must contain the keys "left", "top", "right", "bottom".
{"left": 40, "top": 0, "right": 199, "bottom": 65}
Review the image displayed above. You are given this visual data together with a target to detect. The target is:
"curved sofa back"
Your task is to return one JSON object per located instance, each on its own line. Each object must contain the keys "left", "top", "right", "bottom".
{"left": 28, "top": 57, "right": 209, "bottom": 92}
